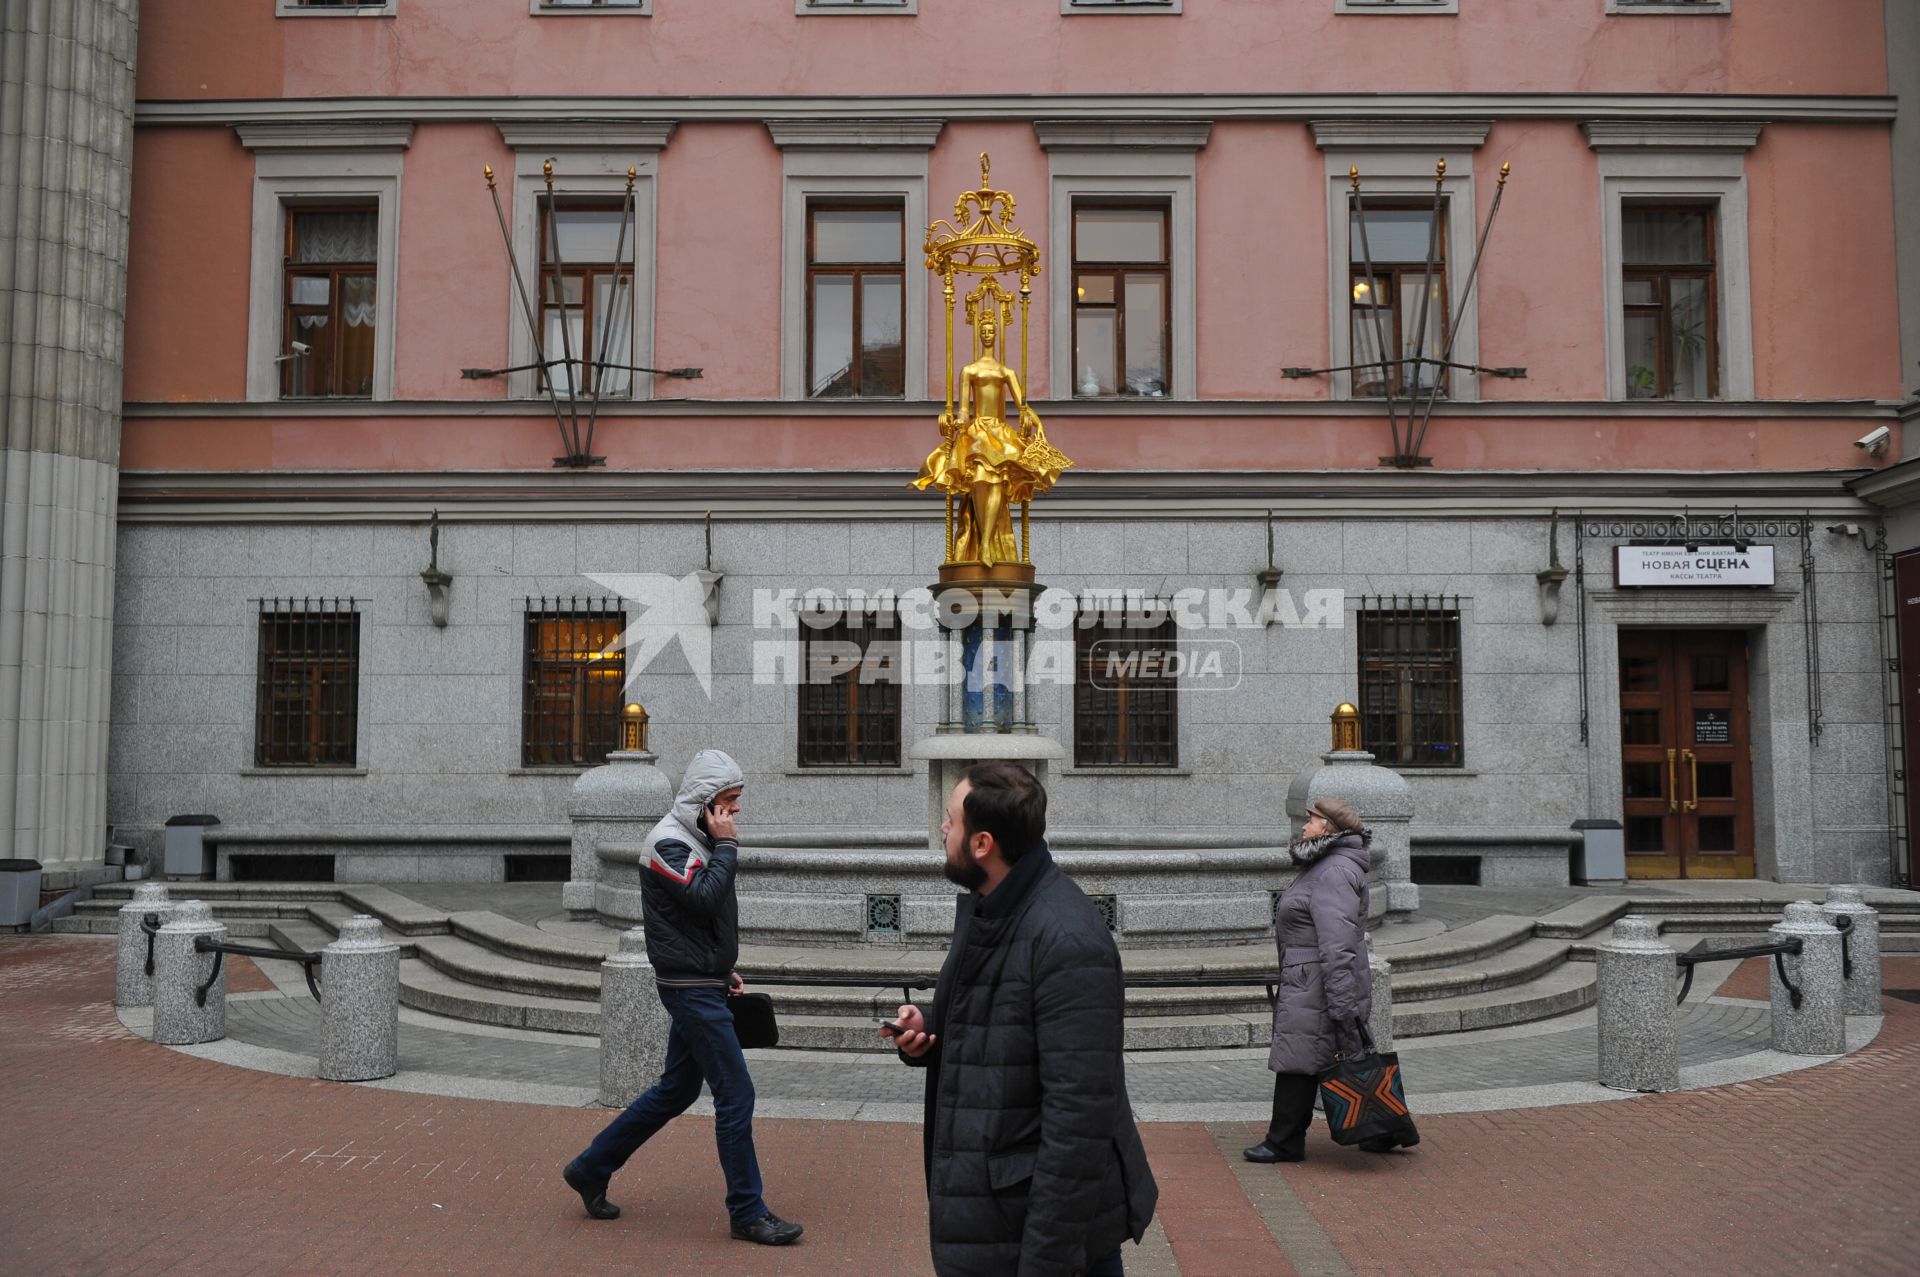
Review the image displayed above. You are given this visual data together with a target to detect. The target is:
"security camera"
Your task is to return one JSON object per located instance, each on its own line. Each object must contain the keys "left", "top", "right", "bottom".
{"left": 273, "top": 341, "right": 313, "bottom": 363}
{"left": 1855, "top": 425, "right": 1891, "bottom": 457}
{"left": 290, "top": 340, "right": 312, "bottom": 356}
{"left": 1826, "top": 523, "right": 1862, "bottom": 537}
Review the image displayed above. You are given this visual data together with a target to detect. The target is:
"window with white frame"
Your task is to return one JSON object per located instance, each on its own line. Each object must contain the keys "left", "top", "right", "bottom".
{"left": 1312, "top": 120, "right": 1488, "bottom": 402}
{"left": 800, "top": 0, "right": 915, "bottom": 13}
{"left": 1607, "top": 1, "right": 1728, "bottom": 14}
{"left": 1336, "top": 0, "right": 1457, "bottom": 13}
{"left": 278, "top": 0, "right": 396, "bottom": 15}
{"left": 531, "top": 0, "right": 649, "bottom": 14}
{"left": 239, "top": 122, "right": 409, "bottom": 402}
{"left": 769, "top": 120, "right": 938, "bottom": 401}
{"left": 1585, "top": 120, "right": 1759, "bottom": 402}
{"left": 1063, "top": 0, "right": 1180, "bottom": 13}
{"left": 1038, "top": 120, "right": 1208, "bottom": 401}
{"left": 496, "top": 122, "right": 673, "bottom": 402}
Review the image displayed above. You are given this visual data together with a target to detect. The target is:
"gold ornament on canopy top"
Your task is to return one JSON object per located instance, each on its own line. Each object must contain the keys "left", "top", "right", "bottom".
{"left": 914, "top": 153, "right": 1072, "bottom": 582}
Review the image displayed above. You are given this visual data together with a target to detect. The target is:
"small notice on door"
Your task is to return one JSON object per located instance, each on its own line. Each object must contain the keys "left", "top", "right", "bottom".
{"left": 1694, "top": 709, "right": 1730, "bottom": 745}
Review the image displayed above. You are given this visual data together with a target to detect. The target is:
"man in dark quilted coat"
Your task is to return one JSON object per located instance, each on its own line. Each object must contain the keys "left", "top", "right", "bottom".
{"left": 888, "top": 761, "right": 1158, "bottom": 1277}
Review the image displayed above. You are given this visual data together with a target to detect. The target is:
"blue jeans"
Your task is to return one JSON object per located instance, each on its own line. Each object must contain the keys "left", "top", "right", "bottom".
{"left": 1085, "top": 1248, "right": 1125, "bottom": 1277}
{"left": 574, "top": 984, "right": 766, "bottom": 1225}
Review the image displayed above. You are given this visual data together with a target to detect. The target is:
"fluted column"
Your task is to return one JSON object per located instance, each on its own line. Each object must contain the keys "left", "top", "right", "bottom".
{"left": 0, "top": 0, "right": 138, "bottom": 863}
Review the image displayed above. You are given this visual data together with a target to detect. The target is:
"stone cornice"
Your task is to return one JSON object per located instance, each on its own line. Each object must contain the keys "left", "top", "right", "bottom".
{"left": 140, "top": 94, "right": 1896, "bottom": 129}
{"left": 120, "top": 397, "right": 1899, "bottom": 420}
{"left": 765, "top": 118, "right": 944, "bottom": 150}
{"left": 233, "top": 120, "right": 414, "bottom": 151}
{"left": 1310, "top": 119, "right": 1492, "bottom": 150}
{"left": 1581, "top": 120, "right": 1766, "bottom": 152}
{"left": 494, "top": 120, "right": 677, "bottom": 152}
{"left": 1033, "top": 119, "right": 1213, "bottom": 152}
{"left": 115, "top": 468, "right": 1876, "bottom": 523}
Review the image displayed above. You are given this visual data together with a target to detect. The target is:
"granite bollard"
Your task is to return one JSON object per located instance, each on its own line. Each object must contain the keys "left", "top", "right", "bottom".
{"left": 1770, "top": 902, "right": 1845, "bottom": 1055}
{"left": 319, "top": 916, "right": 400, "bottom": 1082}
{"left": 1596, "top": 916, "right": 1680, "bottom": 1092}
{"left": 1821, "top": 886, "right": 1882, "bottom": 1017}
{"left": 115, "top": 883, "right": 173, "bottom": 1008}
{"left": 599, "top": 928, "right": 672, "bottom": 1108}
{"left": 1367, "top": 949, "right": 1394, "bottom": 1053}
{"left": 152, "top": 900, "right": 227, "bottom": 1046}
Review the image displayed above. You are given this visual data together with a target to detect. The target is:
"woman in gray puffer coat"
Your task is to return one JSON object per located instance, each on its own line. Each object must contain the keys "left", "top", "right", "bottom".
{"left": 1245, "top": 797, "right": 1408, "bottom": 1162}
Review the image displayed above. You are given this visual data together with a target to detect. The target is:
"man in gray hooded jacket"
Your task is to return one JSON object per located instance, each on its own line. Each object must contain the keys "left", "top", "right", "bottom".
{"left": 562, "top": 749, "right": 803, "bottom": 1247}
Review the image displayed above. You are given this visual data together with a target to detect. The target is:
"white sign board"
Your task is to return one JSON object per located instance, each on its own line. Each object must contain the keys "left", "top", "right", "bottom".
{"left": 1615, "top": 545, "right": 1775, "bottom": 588}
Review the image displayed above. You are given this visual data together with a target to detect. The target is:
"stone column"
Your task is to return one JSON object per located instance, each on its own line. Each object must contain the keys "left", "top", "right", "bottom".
{"left": 319, "top": 916, "right": 400, "bottom": 1082}
{"left": 1596, "top": 916, "right": 1680, "bottom": 1093}
{"left": 0, "top": 0, "right": 140, "bottom": 867}
{"left": 1821, "top": 886, "right": 1882, "bottom": 1017}
{"left": 113, "top": 881, "right": 169, "bottom": 1007}
{"left": 599, "top": 928, "right": 671, "bottom": 1108}
{"left": 152, "top": 899, "right": 225, "bottom": 1045}
{"left": 1366, "top": 948, "right": 1394, "bottom": 1053}
{"left": 567, "top": 749, "right": 674, "bottom": 922}
{"left": 1769, "top": 902, "right": 1846, "bottom": 1056}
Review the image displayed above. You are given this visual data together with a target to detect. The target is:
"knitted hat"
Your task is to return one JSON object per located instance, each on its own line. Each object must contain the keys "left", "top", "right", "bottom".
{"left": 1309, "top": 797, "right": 1362, "bottom": 834}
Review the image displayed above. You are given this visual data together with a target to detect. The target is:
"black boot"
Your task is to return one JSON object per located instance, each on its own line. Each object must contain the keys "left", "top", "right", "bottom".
{"left": 563, "top": 1161, "right": 621, "bottom": 1220}
{"left": 1242, "top": 1140, "right": 1304, "bottom": 1164}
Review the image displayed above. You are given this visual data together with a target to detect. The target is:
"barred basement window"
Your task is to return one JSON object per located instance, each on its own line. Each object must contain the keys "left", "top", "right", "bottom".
{"left": 799, "top": 603, "right": 903, "bottom": 767}
{"left": 1074, "top": 609, "right": 1178, "bottom": 768}
{"left": 1090, "top": 894, "right": 1118, "bottom": 932}
{"left": 255, "top": 601, "right": 360, "bottom": 767}
{"left": 1357, "top": 596, "right": 1463, "bottom": 768}
{"left": 865, "top": 893, "right": 903, "bottom": 935}
{"left": 523, "top": 600, "right": 627, "bottom": 767}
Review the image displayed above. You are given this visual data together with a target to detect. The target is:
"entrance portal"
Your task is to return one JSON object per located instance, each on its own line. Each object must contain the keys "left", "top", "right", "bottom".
{"left": 1619, "top": 630, "right": 1756, "bottom": 879}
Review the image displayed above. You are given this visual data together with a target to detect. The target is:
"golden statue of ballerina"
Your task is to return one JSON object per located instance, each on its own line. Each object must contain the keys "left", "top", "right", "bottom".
{"left": 915, "top": 154, "right": 1072, "bottom": 579}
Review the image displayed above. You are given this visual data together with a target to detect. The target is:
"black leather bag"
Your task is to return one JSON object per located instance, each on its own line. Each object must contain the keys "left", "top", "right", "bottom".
{"left": 728, "top": 991, "right": 780, "bottom": 1050}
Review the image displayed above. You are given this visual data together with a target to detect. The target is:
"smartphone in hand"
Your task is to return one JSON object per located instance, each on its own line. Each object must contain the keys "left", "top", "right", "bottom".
{"left": 874, "top": 1016, "right": 915, "bottom": 1037}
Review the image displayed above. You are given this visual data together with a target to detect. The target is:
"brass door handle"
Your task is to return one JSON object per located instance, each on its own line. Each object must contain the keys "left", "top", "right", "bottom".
{"left": 1682, "top": 749, "right": 1698, "bottom": 813}
{"left": 1667, "top": 749, "right": 1677, "bottom": 813}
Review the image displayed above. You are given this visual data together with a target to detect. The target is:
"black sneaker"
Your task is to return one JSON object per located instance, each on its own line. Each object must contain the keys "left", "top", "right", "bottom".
{"left": 731, "top": 1212, "right": 804, "bottom": 1246}
{"left": 562, "top": 1161, "right": 620, "bottom": 1220}
{"left": 1242, "top": 1141, "right": 1304, "bottom": 1164}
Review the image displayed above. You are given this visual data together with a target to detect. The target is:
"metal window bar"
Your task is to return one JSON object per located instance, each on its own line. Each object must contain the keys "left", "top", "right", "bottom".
{"left": 255, "top": 601, "right": 360, "bottom": 767}
{"left": 1074, "top": 610, "right": 1179, "bottom": 767}
{"left": 799, "top": 603, "right": 902, "bottom": 767}
{"left": 522, "top": 599, "right": 627, "bottom": 767}
{"left": 1357, "top": 596, "right": 1463, "bottom": 768}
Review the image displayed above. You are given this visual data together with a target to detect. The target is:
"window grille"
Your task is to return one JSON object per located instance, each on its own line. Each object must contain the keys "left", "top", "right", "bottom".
{"left": 1090, "top": 894, "right": 1119, "bottom": 932}
{"left": 255, "top": 601, "right": 360, "bottom": 767}
{"left": 1074, "top": 608, "right": 1179, "bottom": 767}
{"left": 1357, "top": 596, "right": 1463, "bottom": 768}
{"left": 799, "top": 602, "right": 903, "bottom": 767}
{"left": 523, "top": 599, "right": 627, "bottom": 767}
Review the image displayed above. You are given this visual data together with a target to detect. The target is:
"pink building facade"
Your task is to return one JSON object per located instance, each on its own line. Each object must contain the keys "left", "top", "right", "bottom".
{"left": 43, "top": 0, "right": 1916, "bottom": 899}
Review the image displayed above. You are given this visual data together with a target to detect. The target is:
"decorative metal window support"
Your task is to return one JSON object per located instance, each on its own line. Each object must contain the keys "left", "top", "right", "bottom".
{"left": 1284, "top": 160, "right": 1516, "bottom": 469}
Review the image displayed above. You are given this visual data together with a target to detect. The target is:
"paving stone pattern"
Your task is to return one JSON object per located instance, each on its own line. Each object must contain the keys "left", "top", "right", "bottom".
{"left": 3, "top": 938, "right": 1917, "bottom": 1276}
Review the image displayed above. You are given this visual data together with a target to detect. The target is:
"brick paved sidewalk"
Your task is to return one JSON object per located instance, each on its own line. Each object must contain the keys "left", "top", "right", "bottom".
{"left": 3, "top": 936, "right": 1915, "bottom": 1276}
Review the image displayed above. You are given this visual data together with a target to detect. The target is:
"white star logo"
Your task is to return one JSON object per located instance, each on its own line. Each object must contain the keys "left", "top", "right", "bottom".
{"left": 584, "top": 571, "right": 718, "bottom": 697}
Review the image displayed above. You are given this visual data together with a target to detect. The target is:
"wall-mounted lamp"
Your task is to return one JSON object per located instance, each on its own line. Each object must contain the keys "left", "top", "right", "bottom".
{"left": 621, "top": 702, "right": 650, "bottom": 753}
{"left": 420, "top": 510, "right": 453, "bottom": 628}
{"left": 1537, "top": 509, "right": 1570, "bottom": 626}
{"left": 697, "top": 510, "right": 725, "bottom": 626}
{"left": 1256, "top": 509, "right": 1284, "bottom": 625}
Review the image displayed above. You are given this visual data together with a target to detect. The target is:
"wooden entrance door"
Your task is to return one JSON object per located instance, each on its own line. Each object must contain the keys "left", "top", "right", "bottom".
{"left": 1619, "top": 630, "right": 1756, "bottom": 879}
